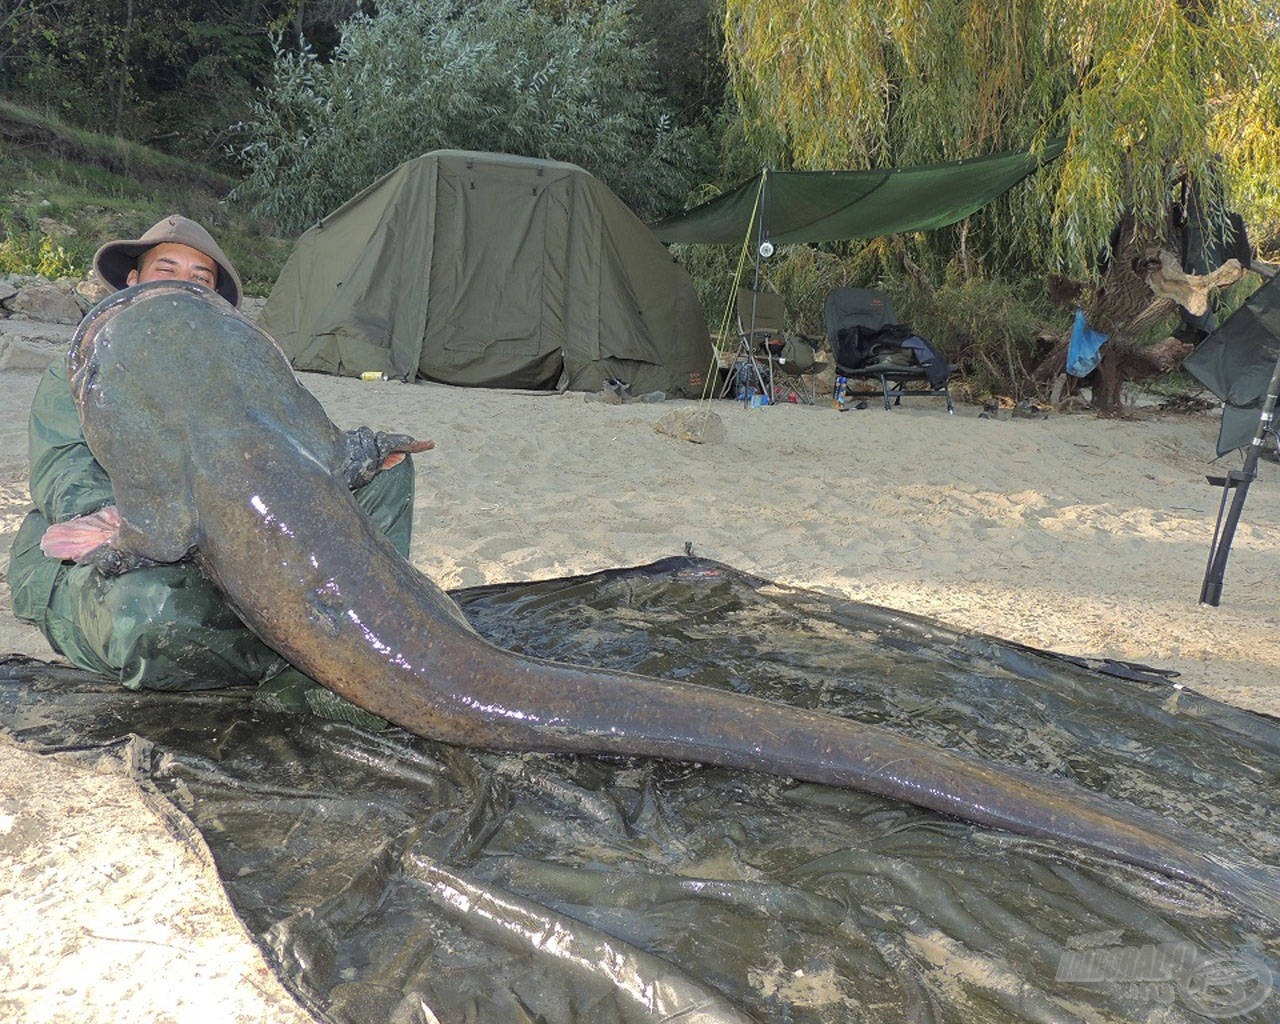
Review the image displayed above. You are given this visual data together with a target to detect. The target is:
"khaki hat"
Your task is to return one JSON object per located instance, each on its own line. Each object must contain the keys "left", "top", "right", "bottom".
{"left": 93, "top": 215, "right": 243, "bottom": 307}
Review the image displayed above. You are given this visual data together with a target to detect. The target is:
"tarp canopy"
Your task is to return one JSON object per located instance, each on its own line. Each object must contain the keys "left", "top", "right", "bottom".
{"left": 650, "top": 138, "right": 1066, "bottom": 245}
{"left": 262, "top": 150, "right": 713, "bottom": 397}
{"left": 5, "top": 557, "right": 1279, "bottom": 1024}
{"left": 1184, "top": 274, "right": 1280, "bottom": 455}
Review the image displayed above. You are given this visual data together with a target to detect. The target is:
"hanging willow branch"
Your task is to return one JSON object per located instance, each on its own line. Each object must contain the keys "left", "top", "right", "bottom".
{"left": 723, "top": 0, "right": 1280, "bottom": 278}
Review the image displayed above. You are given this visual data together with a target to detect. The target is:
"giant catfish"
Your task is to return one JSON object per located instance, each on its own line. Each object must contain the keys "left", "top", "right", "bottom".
{"left": 47, "top": 280, "right": 1280, "bottom": 924}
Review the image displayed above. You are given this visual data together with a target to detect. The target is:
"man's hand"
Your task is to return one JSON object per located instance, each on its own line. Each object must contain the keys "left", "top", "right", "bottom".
{"left": 40, "top": 505, "right": 123, "bottom": 562}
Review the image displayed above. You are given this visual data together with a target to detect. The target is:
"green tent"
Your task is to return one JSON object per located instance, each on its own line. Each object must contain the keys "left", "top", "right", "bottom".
{"left": 649, "top": 139, "right": 1066, "bottom": 245}
{"left": 262, "top": 150, "right": 713, "bottom": 396}
{"left": 1184, "top": 274, "right": 1280, "bottom": 456}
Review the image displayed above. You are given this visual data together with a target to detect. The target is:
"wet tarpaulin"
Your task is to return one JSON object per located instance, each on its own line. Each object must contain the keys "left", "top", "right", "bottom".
{"left": 2, "top": 557, "right": 1279, "bottom": 1024}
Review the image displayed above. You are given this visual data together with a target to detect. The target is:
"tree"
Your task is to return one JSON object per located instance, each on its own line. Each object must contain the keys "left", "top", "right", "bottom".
{"left": 0, "top": 0, "right": 352, "bottom": 158}
{"left": 233, "top": 0, "right": 713, "bottom": 233}
{"left": 722, "top": 0, "right": 1280, "bottom": 410}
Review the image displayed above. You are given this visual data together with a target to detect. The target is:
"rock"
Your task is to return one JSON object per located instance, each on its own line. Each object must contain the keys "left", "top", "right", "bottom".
{"left": 8, "top": 280, "right": 83, "bottom": 324}
{"left": 37, "top": 217, "right": 76, "bottom": 237}
{"left": 0, "top": 314, "right": 77, "bottom": 348}
{"left": 240, "top": 295, "right": 268, "bottom": 323}
{"left": 0, "top": 338, "right": 60, "bottom": 372}
{"left": 654, "top": 409, "right": 726, "bottom": 445}
{"left": 77, "top": 272, "right": 113, "bottom": 310}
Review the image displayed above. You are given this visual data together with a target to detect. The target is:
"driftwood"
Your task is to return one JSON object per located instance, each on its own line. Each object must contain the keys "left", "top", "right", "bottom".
{"left": 1138, "top": 249, "right": 1245, "bottom": 319}
{"left": 1036, "top": 230, "right": 1245, "bottom": 412}
{"left": 1036, "top": 334, "right": 1193, "bottom": 385}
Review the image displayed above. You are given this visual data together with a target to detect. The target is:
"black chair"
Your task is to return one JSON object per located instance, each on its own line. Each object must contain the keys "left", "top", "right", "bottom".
{"left": 823, "top": 287, "right": 954, "bottom": 413}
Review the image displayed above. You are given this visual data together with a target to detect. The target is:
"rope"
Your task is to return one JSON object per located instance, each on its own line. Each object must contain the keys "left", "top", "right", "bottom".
{"left": 698, "top": 176, "right": 766, "bottom": 406}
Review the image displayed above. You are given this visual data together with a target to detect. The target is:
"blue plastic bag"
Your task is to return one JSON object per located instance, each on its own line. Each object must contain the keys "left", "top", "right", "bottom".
{"left": 1066, "top": 309, "right": 1107, "bottom": 377}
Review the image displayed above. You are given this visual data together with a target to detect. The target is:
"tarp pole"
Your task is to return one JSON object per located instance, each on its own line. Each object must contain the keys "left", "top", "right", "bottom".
{"left": 750, "top": 168, "right": 772, "bottom": 398}
{"left": 1200, "top": 345, "right": 1280, "bottom": 605}
{"left": 702, "top": 184, "right": 766, "bottom": 402}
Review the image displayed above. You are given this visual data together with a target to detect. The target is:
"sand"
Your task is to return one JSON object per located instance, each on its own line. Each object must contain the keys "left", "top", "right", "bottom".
{"left": 2, "top": 318, "right": 1279, "bottom": 1022}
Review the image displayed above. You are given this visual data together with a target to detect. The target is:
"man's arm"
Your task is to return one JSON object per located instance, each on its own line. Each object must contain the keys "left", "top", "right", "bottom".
{"left": 27, "top": 360, "right": 115, "bottom": 523}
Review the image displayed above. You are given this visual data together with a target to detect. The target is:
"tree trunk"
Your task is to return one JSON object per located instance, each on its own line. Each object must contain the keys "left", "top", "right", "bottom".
{"left": 112, "top": 0, "right": 134, "bottom": 138}
{"left": 1083, "top": 211, "right": 1167, "bottom": 415}
{"left": 1090, "top": 346, "right": 1125, "bottom": 413}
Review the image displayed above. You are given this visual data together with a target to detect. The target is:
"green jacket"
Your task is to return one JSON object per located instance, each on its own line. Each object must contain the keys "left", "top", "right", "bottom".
{"left": 10, "top": 358, "right": 112, "bottom": 621}
{"left": 28, "top": 357, "right": 114, "bottom": 522}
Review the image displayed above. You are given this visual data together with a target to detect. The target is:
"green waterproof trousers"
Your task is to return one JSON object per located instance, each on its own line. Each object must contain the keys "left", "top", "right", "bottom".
{"left": 8, "top": 458, "right": 416, "bottom": 691}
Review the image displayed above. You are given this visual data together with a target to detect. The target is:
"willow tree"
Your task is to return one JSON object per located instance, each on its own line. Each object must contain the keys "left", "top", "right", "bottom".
{"left": 723, "top": 0, "right": 1280, "bottom": 409}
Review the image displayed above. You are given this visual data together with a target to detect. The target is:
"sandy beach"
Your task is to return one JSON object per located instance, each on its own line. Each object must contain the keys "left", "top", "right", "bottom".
{"left": 3, "top": 312, "right": 1280, "bottom": 1022}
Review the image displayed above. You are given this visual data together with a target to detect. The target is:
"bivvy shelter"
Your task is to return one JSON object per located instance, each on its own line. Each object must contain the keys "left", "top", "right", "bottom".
{"left": 261, "top": 150, "right": 713, "bottom": 397}
{"left": 1185, "top": 273, "right": 1280, "bottom": 458}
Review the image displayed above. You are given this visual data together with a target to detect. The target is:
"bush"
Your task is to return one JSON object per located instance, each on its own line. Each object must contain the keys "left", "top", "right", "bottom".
{"left": 233, "top": 0, "right": 712, "bottom": 233}
{"left": 896, "top": 269, "right": 1058, "bottom": 401}
{"left": 0, "top": 231, "right": 82, "bottom": 278}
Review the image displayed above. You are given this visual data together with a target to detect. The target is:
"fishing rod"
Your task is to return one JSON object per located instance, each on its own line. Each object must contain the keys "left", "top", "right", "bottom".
{"left": 1200, "top": 344, "right": 1280, "bottom": 605}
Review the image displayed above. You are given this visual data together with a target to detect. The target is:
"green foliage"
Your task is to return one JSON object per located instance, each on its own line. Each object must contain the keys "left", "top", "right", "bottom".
{"left": 631, "top": 0, "right": 724, "bottom": 123}
{"left": 765, "top": 246, "right": 868, "bottom": 336}
{"left": 3, "top": 0, "right": 288, "bottom": 162}
{"left": 233, "top": 0, "right": 715, "bottom": 233}
{"left": 0, "top": 99, "right": 237, "bottom": 196}
{"left": 0, "top": 231, "right": 81, "bottom": 277}
{"left": 667, "top": 242, "right": 741, "bottom": 342}
{"left": 722, "top": 0, "right": 1280, "bottom": 279}
{"left": 0, "top": 100, "right": 291, "bottom": 294}
{"left": 898, "top": 271, "right": 1058, "bottom": 402}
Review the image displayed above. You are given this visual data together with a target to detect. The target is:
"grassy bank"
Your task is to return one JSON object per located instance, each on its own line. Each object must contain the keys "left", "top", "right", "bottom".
{"left": 0, "top": 100, "right": 293, "bottom": 296}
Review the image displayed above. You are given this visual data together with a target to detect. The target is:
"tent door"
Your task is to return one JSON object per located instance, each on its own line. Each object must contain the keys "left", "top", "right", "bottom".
{"left": 422, "top": 166, "right": 572, "bottom": 389}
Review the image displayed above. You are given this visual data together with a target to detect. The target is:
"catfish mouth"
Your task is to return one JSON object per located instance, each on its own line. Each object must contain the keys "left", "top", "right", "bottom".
{"left": 68, "top": 280, "right": 237, "bottom": 405}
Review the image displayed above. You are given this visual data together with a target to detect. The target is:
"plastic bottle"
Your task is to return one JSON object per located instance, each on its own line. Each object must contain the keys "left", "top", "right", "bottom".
{"left": 734, "top": 359, "right": 752, "bottom": 403}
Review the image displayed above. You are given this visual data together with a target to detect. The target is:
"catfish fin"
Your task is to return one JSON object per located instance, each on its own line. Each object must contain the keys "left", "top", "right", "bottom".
{"left": 110, "top": 471, "right": 200, "bottom": 564}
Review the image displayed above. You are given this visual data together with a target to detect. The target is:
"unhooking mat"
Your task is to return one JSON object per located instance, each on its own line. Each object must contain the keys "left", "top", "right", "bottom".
{"left": 2, "top": 556, "right": 1278, "bottom": 1023}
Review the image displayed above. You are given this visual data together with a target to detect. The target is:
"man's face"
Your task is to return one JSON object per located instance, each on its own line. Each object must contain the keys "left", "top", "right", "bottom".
{"left": 126, "top": 242, "right": 218, "bottom": 291}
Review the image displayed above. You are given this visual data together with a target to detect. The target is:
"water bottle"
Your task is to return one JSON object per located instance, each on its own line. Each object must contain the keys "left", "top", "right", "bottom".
{"left": 735, "top": 359, "right": 752, "bottom": 403}
{"left": 834, "top": 374, "right": 848, "bottom": 409}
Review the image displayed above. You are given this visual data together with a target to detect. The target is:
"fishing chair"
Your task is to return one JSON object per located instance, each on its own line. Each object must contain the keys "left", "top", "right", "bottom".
{"left": 824, "top": 287, "right": 954, "bottom": 413}
{"left": 727, "top": 286, "right": 826, "bottom": 404}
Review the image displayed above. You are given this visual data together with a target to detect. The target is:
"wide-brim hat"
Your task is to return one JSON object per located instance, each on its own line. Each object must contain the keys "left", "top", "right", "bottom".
{"left": 93, "top": 215, "right": 243, "bottom": 308}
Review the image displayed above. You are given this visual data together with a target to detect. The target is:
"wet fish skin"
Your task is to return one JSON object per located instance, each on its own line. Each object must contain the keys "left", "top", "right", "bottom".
{"left": 64, "top": 281, "right": 1280, "bottom": 924}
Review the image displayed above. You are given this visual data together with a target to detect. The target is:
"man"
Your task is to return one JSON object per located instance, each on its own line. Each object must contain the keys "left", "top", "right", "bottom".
{"left": 7, "top": 215, "right": 420, "bottom": 722}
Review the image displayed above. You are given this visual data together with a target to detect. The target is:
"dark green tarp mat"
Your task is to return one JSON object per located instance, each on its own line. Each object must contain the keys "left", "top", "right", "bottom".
{"left": 1184, "top": 274, "right": 1280, "bottom": 456}
{"left": 3, "top": 556, "right": 1278, "bottom": 1024}
{"left": 649, "top": 140, "right": 1066, "bottom": 246}
{"left": 262, "top": 150, "right": 713, "bottom": 398}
